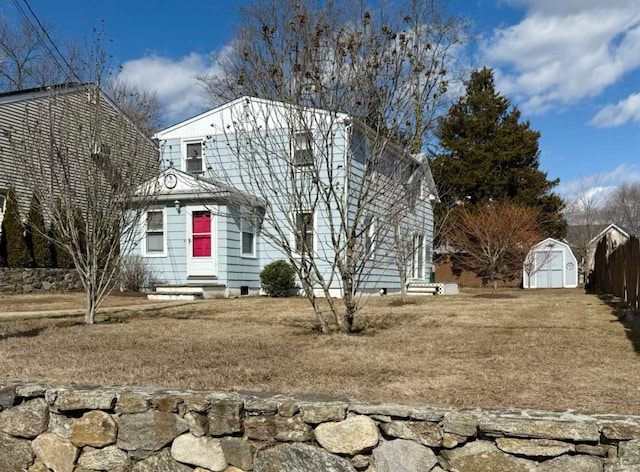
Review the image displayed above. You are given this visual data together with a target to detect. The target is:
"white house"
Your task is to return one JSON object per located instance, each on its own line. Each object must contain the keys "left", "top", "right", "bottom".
{"left": 523, "top": 238, "right": 578, "bottom": 289}
{"left": 131, "top": 96, "right": 437, "bottom": 299}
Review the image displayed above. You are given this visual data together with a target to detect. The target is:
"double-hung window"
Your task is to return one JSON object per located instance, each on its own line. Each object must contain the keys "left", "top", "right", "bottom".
{"left": 145, "top": 210, "right": 165, "bottom": 256}
{"left": 412, "top": 233, "right": 424, "bottom": 279}
{"left": 292, "top": 132, "right": 313, "bottom": 167}
{"left": 240, "top": 207, "right": 256, "bottom": 257}
{"left": 364, "top": 215, "right": 376, "bottom": 259}
{"left": 185, "top": 141, "right": 204, "bottom": 175}
{"left": 294, "top": 211, "right": 314, "bottom": 255}
{"left": 0, "top": 191, "right": 6, "bottom": 228}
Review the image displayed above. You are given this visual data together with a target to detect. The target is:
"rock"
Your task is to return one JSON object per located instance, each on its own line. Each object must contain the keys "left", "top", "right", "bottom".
{"left": 314, "top": 415, "right": 379, "bottom": 454}
{"left": 222, "top": 468, "right": 246, "bottom": 472}
{"left": 180, "top": 393, "right": 210, "bottom": 413}
{"left": 301, "top": 403, "right": 347, "bottom": 424}
{"left": 50, "top": 388, "right": 116, "bottom": 411}
{"left": 495, "top": 438, "right": 574, "bottom": 457}
{"left": 439, "top": 440, "right": 537, "bottom": 472}
{"left": 77, "top": 445, "right": 130, "bottom": 472}
{"left": 380, "top": 420, "right": 442, "bottom": 447}
{"left": 477, "top": 415, "right": 600, "bottom": 442}
{"left": 32, "top": 432, "right": 79, "bottom": 472}
{"left": 350, "top": 403, "right": 412, "bottom": 419}
{"left": 185, "top": 411, "right": 209, "bottom": 436}
{"left": 244, "top": 396, "right": 280, "bottom": 414}
{"left": 0, "top": 385, "right": 16, "bottom": 408}
{"left": 49, "top": 412, "right": 74, "bottom": 439}
{"left": 153, "top": 393, "right": 183, "bottom": 412}
{"left": 116, "top": 391, "right": 150, "bottom": 414}
{"left": 279, "top": 401, "right": 300, "bottom": 417}
{"left": 221, "top": 436, "right": 256, "bottom": 470}
{"left": 117, "top": 410, "right": 189, "bottom": 451}
{"left": 372, "top": 439, "right": 437, "bottom": 472}
{"left": 254, "top": 443, "right": 356, "bottom": 472}
{"left": 442, "top": 432, "right": 467, "bottom": 448}
{"left": 171, "top": 433, "right": 227, "bottom": 471}
{"left": 28, "top": 460, "right": 49, "bottom": 472}
{"left": 208, "top": 400, "right": 243, "bottom": 436}
{"left": 537, "top": 454, "right": 603, "bottom": 471}
{"left": 602, "top": 423, "right": 640, "bottom": 440}
{"left": 0, "top": 397, "right": 48, "bottom": 438}
{"left": 244, "top": 415, "right": 313, "bottom": 442}
{"left": 443, "top": 412, "right": 478, "bottom": 437}
{"left": 71, "top": 410, "right": 118, "bottom": 447}
{"left": 0, "top": 431, "right": 35, "bottom": 471}
{"left": 575, "top": 444, "right": 612, "bottom": 457}
{"left": 132, "top": 449, "right": 192, "bottom": 472}
{"left": 619, "top": 439, "right": 640, "bottom": 466}
{"left": 351, "top": 454, "right": 370, "bottom": 468}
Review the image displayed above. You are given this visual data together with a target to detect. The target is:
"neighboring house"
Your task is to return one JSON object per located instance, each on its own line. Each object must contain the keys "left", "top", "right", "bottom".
{"left": 134, "top": 96, "right": 437, "bottom": 298}
{"left": 523, "top": 238, "right": 578, "bottom": 289}
{"left": 0, "top": 83, "right": 158, "bottom": 233}
{"left": 565, "top": 223, "right": 631, "bottom": 284}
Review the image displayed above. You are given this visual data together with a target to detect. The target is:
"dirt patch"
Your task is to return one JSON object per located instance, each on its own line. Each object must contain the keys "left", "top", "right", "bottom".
{"left": 0, "top": 292, "right": 156, "bottom": 313}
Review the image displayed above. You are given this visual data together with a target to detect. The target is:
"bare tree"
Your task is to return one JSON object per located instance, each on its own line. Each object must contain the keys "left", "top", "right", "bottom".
{"left": 106, "top": 79, "right": 165, "bottom": 137}
{"left": 195, "top": 0, "right": 465, "bottom": 332}
{"left": 603, "top": 183, "right": 640, "bottom": 236}
{"left": 446, "top": 202, "right": 541, "bottom": 291}
{"left": 522, "top": 241, "right": 554, "bottom": 289}
{"left": 563, "top": 177, "right": 608, "bottom": 282}
{"left": 5, "top": 30, "right": 158, "bottom": 324}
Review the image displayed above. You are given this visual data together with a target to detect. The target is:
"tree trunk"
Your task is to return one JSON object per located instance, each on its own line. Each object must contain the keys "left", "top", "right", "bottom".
{"left": 85, "top": 285, "right": 96, "bottom": 325}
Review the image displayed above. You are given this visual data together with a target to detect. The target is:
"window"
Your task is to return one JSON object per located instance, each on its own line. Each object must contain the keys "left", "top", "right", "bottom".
{"left": 185, "top": 141, "right": 204, "bottom": 174}
{"left": 0, "top": 191, "right": 6, "bottom": 215}
{"left": 294, "top": 211, "right": 314, "bottom": 254}
{"left": 241, "top": 207, "right": 256, "bottom": 257}
{"left": 145, "top": 210, "right": 165, "bottom": 256}
{"left": 412, "top": 234, "right": 424, "bottom": 279}
{"left": 91, "top": 142, "right": 111, "bottom": 159}
{"left": 292, "top": 132, "right": 313, "bottom": 166}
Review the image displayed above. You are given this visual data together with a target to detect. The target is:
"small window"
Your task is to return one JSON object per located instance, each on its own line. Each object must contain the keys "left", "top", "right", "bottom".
{"left": 145, "top": 210, "right": 165, "bottom": 255}
{"left": 294, "top": 211, "right": 314, "bottom": 254}
{"left": 0, "top": 192, "right": 6, "bottom": 215}
{"left": 185, "top": 142, "right": 204, "bottom": 174}
{"left": 292, "top": 132, "right": 313, "bottom": 166}
{"left": 241, "top": 208, "right": 256, "bottom": 257}
{"left": 91, "top": 142, "right": 111, "bottom": 159}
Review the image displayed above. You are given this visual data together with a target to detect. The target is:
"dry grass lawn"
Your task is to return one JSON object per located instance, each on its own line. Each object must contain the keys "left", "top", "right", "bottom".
{"left": 0, "top": 288, "right": 638, "bottom": 415}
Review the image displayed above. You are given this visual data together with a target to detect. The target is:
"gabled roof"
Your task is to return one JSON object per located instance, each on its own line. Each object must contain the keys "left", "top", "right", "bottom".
{"left": 154, "top": 96, "right": 349, "bottom": 140}
{"left": 589, "top": 223, "right": 630, "bottom": 245}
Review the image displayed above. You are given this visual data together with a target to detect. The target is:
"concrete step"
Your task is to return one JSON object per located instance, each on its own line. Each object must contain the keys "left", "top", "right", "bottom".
{"left": 147, "top": 292, "right": 203, "bottom": 301}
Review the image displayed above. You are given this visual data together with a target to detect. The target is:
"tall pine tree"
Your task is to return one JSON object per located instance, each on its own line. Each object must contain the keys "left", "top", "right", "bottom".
{"left": 432, "top": 67, "right": 565, "bottom": 238}
{"left": 27, "top": 190, "right": 53, "bottom": 268}
{"left": 2, "top": 186, "right": 31, "bottom": 267}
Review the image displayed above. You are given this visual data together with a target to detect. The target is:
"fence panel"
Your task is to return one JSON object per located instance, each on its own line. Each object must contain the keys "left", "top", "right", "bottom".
{"left": 592, "top": 235, "right": 639, "bottom": 310}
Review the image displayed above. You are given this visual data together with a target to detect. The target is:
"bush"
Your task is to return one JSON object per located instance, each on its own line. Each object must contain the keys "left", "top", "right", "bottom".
{"left": 4, "top": 186, "right": 31, "bottom": 268}
{"left": 27, "top": 190, "right": 53, "bottom": 268}
{"left": 260, "top": 260, "right": 296, "bottom": 297}
{"left": 119, "top": 255, "right": 155, "bottom": 292}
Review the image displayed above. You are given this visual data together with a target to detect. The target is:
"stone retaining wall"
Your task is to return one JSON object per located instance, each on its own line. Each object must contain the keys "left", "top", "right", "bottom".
{"left": 0, "top": 268, "right": 82, "bottom": 294}
{"left": 0, "top": 381, "right": 638, "bottom": 471}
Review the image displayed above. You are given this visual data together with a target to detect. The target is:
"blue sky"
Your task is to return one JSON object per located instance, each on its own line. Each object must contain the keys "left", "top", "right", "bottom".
{"left": 2, "top": 0, "right": 640, "bottom": 201}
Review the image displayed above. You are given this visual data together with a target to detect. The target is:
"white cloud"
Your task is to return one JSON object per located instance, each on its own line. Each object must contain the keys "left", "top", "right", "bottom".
{"left": 117, "top": 52, "right": 221, "bottom": 124}
{"left": 558, "top": 163, "right": 640, "bottom": 200}
{"left": 481, "top": 0, "right": 640, "bottom": 114}
{"left": 590, "top": 93, "right": 640, "bottom": 127}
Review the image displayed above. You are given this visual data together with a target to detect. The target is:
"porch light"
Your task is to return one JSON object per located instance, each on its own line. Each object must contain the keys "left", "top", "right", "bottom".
{"left": 174, "top": 200, "right": 181, "bottom": 214}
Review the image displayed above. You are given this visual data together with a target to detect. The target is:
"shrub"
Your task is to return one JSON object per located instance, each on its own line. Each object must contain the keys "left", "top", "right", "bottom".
{"left": 27, "top": 190, "right": 53, "bottom": 268}
{"left": 119, "top": 255, "right": 155, "bottom": 292}
{"left": 260, "top": 259, "right": 296, "bottom": 297}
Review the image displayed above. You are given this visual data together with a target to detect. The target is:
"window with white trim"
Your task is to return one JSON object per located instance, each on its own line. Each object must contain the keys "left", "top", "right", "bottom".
{"left": 0, "top": 191, "right": 6, "bottom": 216}
{"left": 241, "top": 207, "right": 256, "bottom": 257}
{"left": 145, "top": 210, "right": 165, "bottom": 255}
{"left": 294, "top": 211, "right": 314, "bottom": 254}
{"left": 185, "top": 141, "right": 204, "bottom": 174}
{"left": 292, "top": 132, "right": 313, "bottom": 166}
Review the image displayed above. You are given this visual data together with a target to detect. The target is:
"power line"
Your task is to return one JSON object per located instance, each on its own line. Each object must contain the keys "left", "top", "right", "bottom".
{"left": 10, "top": 0, "right": 84, "bottom": 85}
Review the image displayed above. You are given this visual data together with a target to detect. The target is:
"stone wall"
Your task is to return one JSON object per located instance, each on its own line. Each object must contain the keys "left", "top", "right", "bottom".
{"left": 0, "top": 381, "right": 638, "bottom": 472}
{"left": 0, "top": 268, "right": 82, "bottom": 294}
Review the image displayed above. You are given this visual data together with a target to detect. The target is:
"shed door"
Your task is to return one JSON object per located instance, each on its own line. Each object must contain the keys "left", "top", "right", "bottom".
{"left": 187, "top": 207, "right": 216, "bottom": 277}
{"left": 535, "top": 250, "right": 563, "bottom": 288}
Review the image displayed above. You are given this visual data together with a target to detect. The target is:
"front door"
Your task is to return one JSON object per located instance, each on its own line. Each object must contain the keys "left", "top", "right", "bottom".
{"left": 187, "top": 206, "right": 216, "bottom": 277}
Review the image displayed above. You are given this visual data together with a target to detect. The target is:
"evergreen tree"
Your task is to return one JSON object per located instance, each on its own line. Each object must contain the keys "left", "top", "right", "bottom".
{"left": 49, "top": 196, "right": 73, "bottom": 269}
{"left": 3, "top": 186, "right": 31, "bottom": 267}
{"left": 432, "top": 67, "right": 566, "bottom": 238}
{"left": 27, "top": 190, "right": 53, "bottom": 267}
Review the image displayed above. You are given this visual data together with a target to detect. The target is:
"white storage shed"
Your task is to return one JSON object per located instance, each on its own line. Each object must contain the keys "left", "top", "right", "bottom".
{"left": 523, "top": 238, "right": 578, "bottom": 289}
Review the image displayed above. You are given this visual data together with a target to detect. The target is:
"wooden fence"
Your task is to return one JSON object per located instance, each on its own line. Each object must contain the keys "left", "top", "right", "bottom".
{"left": 592, "top": 234, "right": 640, "bottom": 310}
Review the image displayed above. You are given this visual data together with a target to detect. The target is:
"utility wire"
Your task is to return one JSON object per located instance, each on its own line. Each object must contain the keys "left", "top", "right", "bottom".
{"left": 10, "top": 0, "right": 85, "bottom": 85}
